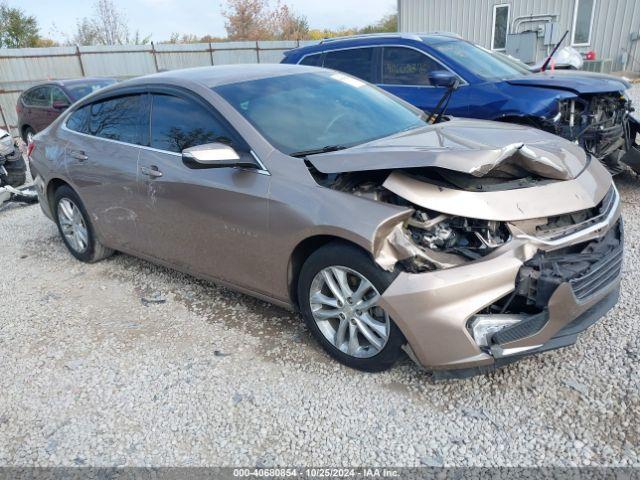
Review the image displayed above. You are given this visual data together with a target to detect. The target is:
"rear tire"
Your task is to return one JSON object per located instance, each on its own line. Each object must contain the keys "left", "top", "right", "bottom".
{"left": 53, "top": 185, "right": 114, "bottom": 263}
{"left": 22, "top": 126, "right": 35, "bottom": 145}
{"left": 297, "top": 242, "right": 404, "bottom": 372}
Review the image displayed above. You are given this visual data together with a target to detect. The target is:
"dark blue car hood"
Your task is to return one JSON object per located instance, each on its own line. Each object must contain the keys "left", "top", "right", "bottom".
{"left": 506, "top": 71, "right": 630, "bottom": 95}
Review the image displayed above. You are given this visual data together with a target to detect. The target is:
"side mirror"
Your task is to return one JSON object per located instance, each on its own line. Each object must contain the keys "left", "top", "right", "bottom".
{"left": 182, "top": 142, "right": 257, "bottom": 169}
{"left": 52, "top": 100, "right": 70, "bottom": 110}
{"left": 428, "top": 70, "right": 460, "bottom": 90}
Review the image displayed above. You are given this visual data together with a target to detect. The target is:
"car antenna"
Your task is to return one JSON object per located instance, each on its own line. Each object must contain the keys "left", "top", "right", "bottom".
{"left": 541, "top": 30, "right": 569, "bottom": 72}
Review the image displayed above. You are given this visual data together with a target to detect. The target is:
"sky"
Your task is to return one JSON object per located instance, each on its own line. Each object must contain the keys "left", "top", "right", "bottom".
{"left": 17, "top": 0, "right": 397, "bottom": 43}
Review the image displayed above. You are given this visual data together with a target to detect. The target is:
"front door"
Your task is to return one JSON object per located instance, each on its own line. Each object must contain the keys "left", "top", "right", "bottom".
{"left": 378, "top": 46, "right": 469, "bottom": 117}
{"left": 137, "top": 93, "right": 270, "bottom": 293}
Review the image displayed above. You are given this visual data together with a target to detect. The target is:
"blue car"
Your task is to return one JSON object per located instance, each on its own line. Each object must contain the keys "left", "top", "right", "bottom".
{"left": 282, "top": 33, "right": 640, "bottom": 174}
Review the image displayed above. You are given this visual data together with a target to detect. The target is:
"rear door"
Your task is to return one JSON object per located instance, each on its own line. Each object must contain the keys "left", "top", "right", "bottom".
{"left": 378, "top": 46, "right": 469, "bottom": 117}
{"left": 137, "top": 91, "right": 270, "bottom": 291}
{"left": 24, "top": 86, "right": 52, "bottom": 132}
{"left": 322, "top": 47, "right": 378, "bottom": 83}
{"left": 63, "top": 93, "right": 151, "bottom": 254}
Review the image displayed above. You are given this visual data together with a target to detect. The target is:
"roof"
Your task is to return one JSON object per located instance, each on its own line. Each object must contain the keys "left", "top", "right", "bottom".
{"left": 319, "top": 32, "right": 461, "bottom": 44}
{"left": 52, "top": 77, "right": 115, "bottom": 86}
{"left": 20, "top": 77, "right": 116, "bottom": 93}
{"left": 282, "top": 32, "right": 462, "bottom": 58}
{"left": 127, "top": 63, "right": 320, "bottom": 88}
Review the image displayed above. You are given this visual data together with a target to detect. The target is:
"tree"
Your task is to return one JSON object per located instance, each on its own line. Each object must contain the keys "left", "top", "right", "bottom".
{"left": 222, "top": 0, "right": 270, "bottom": 41}
{"left": 72, "top": 0, "right": 149, "bottom": 46}
{"left": 164, "top": 33, "right": 226, "bottom": 44}
{"left": 359, "top": 13, "right": 397, "bottom": 34}
{"left": 222, "top": 0, "right": 308, "bottom": 41}
{"left": 268, "top": 1, "right": 309, "bottom": 40}
{"left": 33, "top": 37, "right": 59, "bottom": 47}
{"left": 0, "top": 1, "right": 39, "bottom": 48}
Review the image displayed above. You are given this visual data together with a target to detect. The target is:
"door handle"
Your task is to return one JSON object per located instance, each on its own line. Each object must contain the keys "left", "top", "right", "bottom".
{"left": 140, "top": 165, "right": 163, "bottom": 178}
{"left": 69, "top": 150, "right": 88, "bottom": 161}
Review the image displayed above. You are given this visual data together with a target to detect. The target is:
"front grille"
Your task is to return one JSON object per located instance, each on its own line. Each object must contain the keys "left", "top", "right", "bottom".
{"left": 570, "top": 247, "right": 623, "bottom": 300}
{"left": 535, "top": 186, "right": 617, "bottom": 241}
{"left": 516, "top": 219, "right": 623, "bottom": 308}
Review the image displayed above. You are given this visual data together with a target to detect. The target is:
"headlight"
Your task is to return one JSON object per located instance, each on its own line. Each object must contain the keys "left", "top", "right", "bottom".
{"left": 407, "top": 210, "right": 511, "bottom": 259}
{"left": 468, "top": 315, "right": 523, "bottom": 347}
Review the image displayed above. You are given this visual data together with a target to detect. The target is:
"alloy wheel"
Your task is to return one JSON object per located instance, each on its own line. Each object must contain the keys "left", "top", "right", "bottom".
{"left": 309, "top": 266, "right": 390, "bottom": 358}
{"left": 57, "top": 198, "right": 89, "bottom": 253}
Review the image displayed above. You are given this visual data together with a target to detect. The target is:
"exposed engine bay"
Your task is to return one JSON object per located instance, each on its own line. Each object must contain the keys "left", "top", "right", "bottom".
{"left": 308, "top": 144, "right": 614, "bottom": 277}
{"left": 310, "top": 167, "right": 518, "bottom": 273}
{"left": 550, "top": 93, "right": 637, "bottom": 173}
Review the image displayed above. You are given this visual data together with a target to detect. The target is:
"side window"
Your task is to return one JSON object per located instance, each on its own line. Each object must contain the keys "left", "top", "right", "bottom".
{"left": 323, "top": 48, "right": 375, "bottom": 82}
{"left": 382, "top": 47, "right": 443, "bottom": 86}
{"left": 51, "top": 87, "right": 69, "bottom": 104}
{"left": 23, "top": 87, "right": 50, "bottom": 107}
{"left": 150, "top": 94, "right": 242, "bottom": 154}
{"left": 87, "top": 95, "right": 146, "bottom": 145}
{"left": 66, "top": 105, "right": 91, "bottom": 134}
{"left": 299, "top": 53, "right": 322, "bottom": 66}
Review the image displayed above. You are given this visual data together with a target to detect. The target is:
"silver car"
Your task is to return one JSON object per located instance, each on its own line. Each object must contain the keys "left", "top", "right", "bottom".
{"left": 29, "top": 65, "right": 622, "bottom": 377}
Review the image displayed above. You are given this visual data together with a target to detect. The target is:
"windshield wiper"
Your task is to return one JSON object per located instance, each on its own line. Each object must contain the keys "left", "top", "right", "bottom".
{"left": 290, "top": 145, "right": 348, "bottom": 158}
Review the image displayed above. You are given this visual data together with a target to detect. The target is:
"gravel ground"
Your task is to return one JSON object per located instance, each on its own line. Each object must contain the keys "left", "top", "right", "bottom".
{"left": 1, "top": 94, "right": 639, "bottom": 468}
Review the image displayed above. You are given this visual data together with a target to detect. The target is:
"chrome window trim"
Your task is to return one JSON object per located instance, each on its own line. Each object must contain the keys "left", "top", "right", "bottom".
{"left": 61, "top": 121, "right": 271, "bottom": 176}
{"left": 297, "top": 44, "right": 469, "bottom": 88}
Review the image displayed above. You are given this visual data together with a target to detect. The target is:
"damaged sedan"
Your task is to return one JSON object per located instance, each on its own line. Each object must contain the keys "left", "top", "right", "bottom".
{"left": 283, "top": 34, "right": 640, "bottom": 176}
{"left": 28, "top": 65, "right": 623, "bottom": 377}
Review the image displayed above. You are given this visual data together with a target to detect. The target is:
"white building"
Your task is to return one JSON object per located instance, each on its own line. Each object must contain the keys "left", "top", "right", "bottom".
{"left": 398, "top": 0, "right": 640, "bottom": 72}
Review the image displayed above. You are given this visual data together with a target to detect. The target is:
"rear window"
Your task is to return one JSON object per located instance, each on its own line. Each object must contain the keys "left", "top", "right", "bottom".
{"left": 323, "top": 48, "right": 375, "bottom": 82}
{"left": 299, "top": 53, "right": 322, "bottom": 66}
{"left": 22, "top": 87, "right": 50, "bottom": 107}
{"left": 86, "top": 95, "right": 147, "bottom": 145}
{"left": 65, "top": 79, "right": 116, "bottom": 101}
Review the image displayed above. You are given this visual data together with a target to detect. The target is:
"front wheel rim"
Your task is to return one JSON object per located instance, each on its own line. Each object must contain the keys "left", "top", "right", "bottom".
{"left": 57, "top": 198, "right": 89, "bottom": 253}
{"left": 309, "top": 266, "right": 390, "bottom": 358}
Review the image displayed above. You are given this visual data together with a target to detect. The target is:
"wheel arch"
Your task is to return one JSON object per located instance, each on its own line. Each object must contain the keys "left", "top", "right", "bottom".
{"left": 46, "top": 177, "right": 72, "bottom": 215}
{"left": 20, "top": 124, "right": 34, "bottom": 142}
{"left": 288, "top": 235, "right": 374, "bottom": 310}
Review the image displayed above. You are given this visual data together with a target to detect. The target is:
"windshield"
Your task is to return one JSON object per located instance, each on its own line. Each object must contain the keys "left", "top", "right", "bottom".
{"left": 66, "top": 79, "right": 116, "bottom": 100}
{"left": 431, "top": 41, "right": 531, "bottom": 80}
{"left": 213, "top": 71, "right": 425, "bottom": 156}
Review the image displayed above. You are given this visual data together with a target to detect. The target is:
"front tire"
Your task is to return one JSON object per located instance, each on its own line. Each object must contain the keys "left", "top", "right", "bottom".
{"left": 53, "top": 185, "right": 114, "bottom": 263}
{"left": 297, "top": 242, "right": 404, "bottom": 372}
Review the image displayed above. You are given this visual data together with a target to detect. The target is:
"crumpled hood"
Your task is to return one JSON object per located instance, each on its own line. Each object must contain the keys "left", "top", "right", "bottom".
{"left": 506, "top": 70, "right": 630, "bottom": 95}
{"left": 308, "top": 118, "right": 587, "bottom": 180}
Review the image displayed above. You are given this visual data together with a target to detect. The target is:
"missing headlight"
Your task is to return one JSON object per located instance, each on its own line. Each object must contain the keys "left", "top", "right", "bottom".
{"left": 407, "top": 209, "right": 511, "bottom": 261}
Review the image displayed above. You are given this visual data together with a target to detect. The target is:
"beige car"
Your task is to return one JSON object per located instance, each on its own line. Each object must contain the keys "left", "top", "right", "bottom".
{"left": 29, "top": 65, "right": 623, "bottom": 378}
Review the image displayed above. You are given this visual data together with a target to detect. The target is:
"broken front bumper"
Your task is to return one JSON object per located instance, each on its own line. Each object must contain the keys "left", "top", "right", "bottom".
{"left": 378, "top": 187, "right": 623, "bottom": 377}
